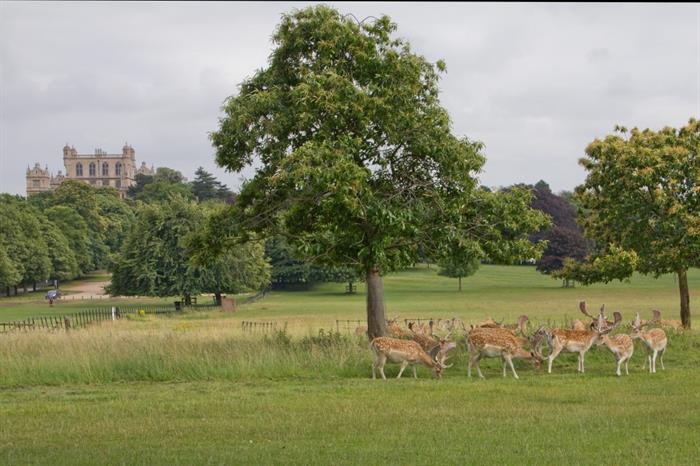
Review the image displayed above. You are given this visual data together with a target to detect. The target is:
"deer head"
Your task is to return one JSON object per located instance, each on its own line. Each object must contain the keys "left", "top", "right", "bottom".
{"left": 517, "top": 315, "right": 529, "bottom": 335}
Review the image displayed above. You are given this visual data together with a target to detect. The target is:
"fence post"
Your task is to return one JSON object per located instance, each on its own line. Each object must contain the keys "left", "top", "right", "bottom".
{"left": 112, "top": 306, "right": 116, "bottom": 321}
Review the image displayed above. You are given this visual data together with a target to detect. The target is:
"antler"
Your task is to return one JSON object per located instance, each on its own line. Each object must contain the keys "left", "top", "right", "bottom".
{"left": 610, "top": 311, "right": 622, "bottom": 330}
{"left": 579, "top": 301, "right": 597, "bottom": 320}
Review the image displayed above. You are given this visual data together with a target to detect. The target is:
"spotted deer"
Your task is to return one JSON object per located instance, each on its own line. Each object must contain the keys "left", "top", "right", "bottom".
{"left": 544, "top": 301, "right": 612, "bottom": 374}
{"left": 631, "top": 312, "right": 668, "bottom": 373}
{"left": 370, "top": 337, "right": 451, "bottom": 380}
{"left": 650, "top": 309, "right": 683, "bottom": 332}
{"left": 594, "top": 311, "right": 633, "bottom": 376}
{"left": 407, "top": 322, "right": 457, "bottom": 365}
{"left": 466, "top": 327, "right": 542, "bottom": 379}
{"left": 571, "top": 319, "right": 588, "bottom": 331}
{"left": 386, "top": 317, "right": 411, "bottom": 339}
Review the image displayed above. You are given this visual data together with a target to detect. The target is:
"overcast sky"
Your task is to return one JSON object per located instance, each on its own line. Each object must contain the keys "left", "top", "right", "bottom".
{"left": 1, "top": 2, "right": 698, "bottom": 195}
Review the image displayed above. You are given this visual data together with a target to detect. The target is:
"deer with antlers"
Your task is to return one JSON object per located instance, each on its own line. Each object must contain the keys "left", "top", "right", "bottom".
{"left": 543, "top": 301, "right": 615, "bottom": 374}
{"left": 386, "top": 317, "right": 411, "bottom": 339}
{"left": 631, "top": 312, "right": 668, "bottom": 374}
{"left": 370, "top": 336, "right": 452, "bottom": 380}
{"left": 594, "top": 311, "right": 633, "bottom": 376}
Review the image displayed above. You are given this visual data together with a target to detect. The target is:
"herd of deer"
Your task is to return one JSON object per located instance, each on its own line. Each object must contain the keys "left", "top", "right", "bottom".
{"left": 368, "top": 302, "right": 675, "bottom": 380}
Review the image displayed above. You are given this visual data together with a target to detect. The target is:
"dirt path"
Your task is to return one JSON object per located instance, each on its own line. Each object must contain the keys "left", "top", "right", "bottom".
{"left": 61, "top": 277, "right": 110, "bottom": 298}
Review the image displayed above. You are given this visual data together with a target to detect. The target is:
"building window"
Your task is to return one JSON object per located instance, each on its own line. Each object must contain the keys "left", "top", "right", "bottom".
{"left": 115, "top": 162, "right": 122, "bottom": 176}
{"left": 89, "top": 162, "right": 96, "bottom": 177}
{"left": 115, "top": 179, "right": 121, "bottom": 188}
{"left": 32, "top": 179, "right": 40, "bottom": 188}
{"left": 102, "top": 162, "right": 109, "bottom": 176}
{"left": 76, "top": 163, "right": 83, "bottom": 177}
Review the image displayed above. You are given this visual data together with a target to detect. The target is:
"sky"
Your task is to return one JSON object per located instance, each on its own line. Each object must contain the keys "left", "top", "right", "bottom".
{"left": 1, "top": 2, "right": 698, "bottom": 196}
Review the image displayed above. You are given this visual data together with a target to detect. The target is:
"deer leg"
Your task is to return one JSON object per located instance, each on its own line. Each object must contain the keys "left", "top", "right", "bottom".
{"left": 396, "top": 360, "right": 409, "bottom": 379}
{"left": 659, "top": 349, "right": 666, "bottom": 370}
{"left": 506, "top": 354, "right": 519, "bottom": 380}
{"left": 547, "top": 346, "right": 563, "bottom": 374}
{"left": 616, "top": 356, "right": 622, "bottom": 377}
{"left": 376, "top": 354, "right": 387, "bottom": 380}
{"left": 651, "top": 349, "right": 658, "bottom": 374}
{"left": 624, "top": 356, "right": 630, "bottom": 375}
{"left": 412, "top": 365, "right": 417, "bottom": 379}
{"left": 502, "top": 357, "right": 507, "bottom": 377}
{"left": 579, "top": 351, "right": 586, "bottom": 373}
{"left": 473, "top": 354, "right": 485, "bottom": 379}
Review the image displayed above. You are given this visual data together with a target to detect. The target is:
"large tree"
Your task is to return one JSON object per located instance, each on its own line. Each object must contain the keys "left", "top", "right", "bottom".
{"left": 210, "top": 6, "right": 547, "bottom": 338}
{"left": 575, "top": 120, "right": 700, "bottom": 328}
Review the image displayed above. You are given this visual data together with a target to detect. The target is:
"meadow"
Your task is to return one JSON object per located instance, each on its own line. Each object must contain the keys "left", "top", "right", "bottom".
{"left": 1, "top": 265, "right": 699, "bottom": 465}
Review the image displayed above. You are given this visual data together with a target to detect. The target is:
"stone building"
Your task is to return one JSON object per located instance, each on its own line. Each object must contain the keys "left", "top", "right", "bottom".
{"left": 26, "top": 143, "right": 154, "bottom": 198}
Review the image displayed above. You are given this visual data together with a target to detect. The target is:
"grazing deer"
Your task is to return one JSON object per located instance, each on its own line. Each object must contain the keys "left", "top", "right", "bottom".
{"left": 407, "top": 322, "right": 457, "bottom": 365}
{"left": 631, "top": 312, "right": 668, "bottom": 373}
{"left": 544, "top": 301, "right": 612, "bottom": 374}
{"left": 466, "top": 327, "right": 542, "bottom": 379}
{"left": 355, "top": 325, "right": 368, "bottom": 336}
{"left": 594, "top": 312, "right": 633, "bottom": 376}
{"left": 370, "top": 337, "right": 451, "bottom": 380}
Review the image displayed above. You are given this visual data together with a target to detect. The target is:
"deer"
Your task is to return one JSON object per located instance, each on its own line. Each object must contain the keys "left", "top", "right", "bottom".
{"left": 543, "top": 301, "right": 612, "bottom": 374}
{"left": 407, "top": 322, "right": 457, "bottom": 365}
{"left": 370, "top": 336, "right": 452, "bottom": 380}
{"left": 466, "top": 327, "right": 542, "bottom": 379}
{"left": 594, "top": 311, "right": 633, "bottom": 376}
{"left": 571, "top": 319, "right": 588, "bottom": 331}
{"left": 631, "top": 312, "right": 668, "bottom": 373}
{"left": 650, "top": 309, "right": 683, "bottom": 332}
{"left": 386, "top": 317, "right": 411, "bottom": 339}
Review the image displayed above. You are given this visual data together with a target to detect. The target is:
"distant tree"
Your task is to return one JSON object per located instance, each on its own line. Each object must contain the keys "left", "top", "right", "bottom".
{"left": 45, "top": 206, "right": 95, "bottom": 273}
{"left": 437, "top": 250, "right": 479, "bottom": 291}
{"left": 134, "top": 180, "right": 194, "bottom": 203}
{"left": 191, "top": 167, "right": 234, "bottom": 202}
{"left": 0, "top": 242, "right": 21, "bottom": 290}
{"left": 187, "top": 205, "right": 271, "bottom": 304}
{"left": 575, "top": 120, "right": 700, "bottom": 328}
{"left": 154, "top": 167, "right": 187, "bottom": 184}
{"left": 264, "top": 235, "right": 358, "bottom": 290}
{"left": 529, "top": 180, "right": 589, "bottom": 284}
{"left": 0, "top": 195, "right": 52, "bottom": 288}
{"left": 210, "top": 6, "right": 548, "bottom": 338}
{"left": 40, "top": 219, "right": 80, "bottom": 281}
{"left": 127, "top": 173, "right": 154, "bottom": 198}
{"left": 109, "top": 196, "right": 203, "bottom": 303}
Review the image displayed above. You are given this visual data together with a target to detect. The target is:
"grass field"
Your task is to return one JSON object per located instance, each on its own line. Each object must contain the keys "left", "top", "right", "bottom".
{"left": 1, "top": 265, "right": 699, "bottom": 465}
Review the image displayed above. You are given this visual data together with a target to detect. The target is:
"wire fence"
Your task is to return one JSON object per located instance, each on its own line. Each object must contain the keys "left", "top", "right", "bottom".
{"left": 0, "top": 302, "right": 222, "bottom": 334}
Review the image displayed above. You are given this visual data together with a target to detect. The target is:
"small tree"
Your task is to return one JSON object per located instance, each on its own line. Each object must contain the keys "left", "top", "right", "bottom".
{"left": 438, "top": 255, "right": 479, "bottom": 291}
{"left": 575, "top": 120, "right": 700, "bottom": 328}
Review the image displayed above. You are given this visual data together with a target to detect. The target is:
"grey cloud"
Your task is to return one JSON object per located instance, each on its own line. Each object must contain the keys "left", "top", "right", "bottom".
{"left": 1, "top": 2, "right": 698, "bottom": 196}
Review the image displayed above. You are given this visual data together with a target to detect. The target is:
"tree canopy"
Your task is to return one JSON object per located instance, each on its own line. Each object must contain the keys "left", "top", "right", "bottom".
{"left": 210, "top": 6, "right": 548, "bottom": 337}
{"left": 574, "top": 119, "right": 700, "bottom": 328}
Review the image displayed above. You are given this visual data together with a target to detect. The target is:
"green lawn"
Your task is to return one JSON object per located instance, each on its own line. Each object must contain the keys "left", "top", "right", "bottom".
{"left": 1, "top": 265, "right": 699, "bottom": 465}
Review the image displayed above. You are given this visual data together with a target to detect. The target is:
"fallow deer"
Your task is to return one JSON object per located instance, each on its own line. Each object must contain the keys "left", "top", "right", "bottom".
{"left": 631, "top": 312, "right": 668, "bottom": 373}
{"left": 370, "top": 336, "right": 451, "bottom": 380}
{"left": 386, "top": 317, "right": 411, "bottom": 339}
{"left": 466, "top": 327, "right": 542, "bottom": 379}
{"left": 544, "top": 301, "right": 611, "bottom": 374}
{"left": 651, "top": 309, "right": 683, "bottom": 332}
{"left": 407, "top": 322, "right": 457, "bottom": 366}
{"left": 571, "top": 319, "right": 588, "bottom": 331}
{"left": 594, "top": 311, "right": 633, "bottom": 376}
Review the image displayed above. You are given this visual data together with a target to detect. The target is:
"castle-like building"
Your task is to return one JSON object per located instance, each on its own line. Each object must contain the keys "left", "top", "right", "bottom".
{"left": 26, "top": 143, "right": 154, "bottom": 198}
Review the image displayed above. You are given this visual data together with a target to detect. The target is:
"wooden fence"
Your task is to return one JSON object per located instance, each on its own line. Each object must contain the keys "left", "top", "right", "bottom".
{"left": 241, "top": 320, "right": 286, "bottom": 334}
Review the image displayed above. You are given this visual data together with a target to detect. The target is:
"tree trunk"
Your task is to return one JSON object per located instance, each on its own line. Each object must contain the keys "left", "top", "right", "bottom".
{"left": 458, "top": 276, "right": 462, "bottom": 292}
{"left": 678, "top": 269, "right": 691, "bottom": 329}
{"left": 366, "top": 268, "right": 388, "bottom": 339}
{"left": 214, "top": 292, "right": 222, "bottom": 306}
{"left": 184, "top": 293, "right": 192, "bottom": 306}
